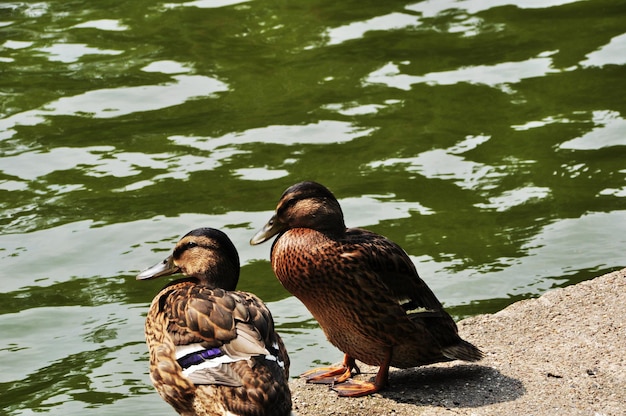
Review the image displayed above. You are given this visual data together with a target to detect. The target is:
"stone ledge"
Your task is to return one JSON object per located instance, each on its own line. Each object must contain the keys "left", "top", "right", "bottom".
{"left": 289, "top": 268, "right": 626, "bottom": 416}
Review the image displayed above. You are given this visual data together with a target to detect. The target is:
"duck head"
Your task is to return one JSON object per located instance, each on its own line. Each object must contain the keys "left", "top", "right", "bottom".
{"left": 137, "top": 227, "right": 240, "bottom": 291}
{"left": 250, "top": 181, "right": 346, "bottom": 245}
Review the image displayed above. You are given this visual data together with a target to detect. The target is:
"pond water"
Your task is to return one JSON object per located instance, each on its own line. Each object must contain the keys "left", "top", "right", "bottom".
{"left": 1, "top": 0, "right": 625, "bottom": 414}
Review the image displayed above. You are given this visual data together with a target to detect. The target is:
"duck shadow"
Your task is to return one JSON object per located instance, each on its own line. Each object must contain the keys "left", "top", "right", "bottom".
{"left": 366, "top": 364, "right": 524, "bottom": 408}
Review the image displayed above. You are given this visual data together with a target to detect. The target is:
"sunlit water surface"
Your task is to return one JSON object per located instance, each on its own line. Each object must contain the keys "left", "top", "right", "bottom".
{"left": 1, "top": 0, "right": 625, "bottom": 414}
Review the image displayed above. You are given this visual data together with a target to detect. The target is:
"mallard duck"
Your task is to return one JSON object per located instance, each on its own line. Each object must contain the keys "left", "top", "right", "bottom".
{"left": 137, "top": 227, "right": 291, "bottom": 416}
{"left": 250, "top": 181, "right": 483, "bottom": 397}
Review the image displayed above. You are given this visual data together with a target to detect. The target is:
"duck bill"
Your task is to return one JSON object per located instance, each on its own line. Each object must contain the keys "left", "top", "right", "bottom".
{"left": 250, "top": 215, "right": 286, "bottom": 245}
{"left": 136, "top": 255, "right": 180, "bottom": 280}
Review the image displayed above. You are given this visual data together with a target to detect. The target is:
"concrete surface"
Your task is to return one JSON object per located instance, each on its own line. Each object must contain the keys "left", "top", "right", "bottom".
{"left": 289, "top": 268, "right": 626, "bottom": 416}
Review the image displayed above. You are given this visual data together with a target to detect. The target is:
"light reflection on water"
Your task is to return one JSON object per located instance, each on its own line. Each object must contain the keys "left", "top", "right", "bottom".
{"left": 367, "top": 51, "right": 562, "bottom": 92}
{"left": 0, "top": 73, "right": 228, "bottom": 138}
{"left": 1, "top": 0, "right": 625, "bottom": 414}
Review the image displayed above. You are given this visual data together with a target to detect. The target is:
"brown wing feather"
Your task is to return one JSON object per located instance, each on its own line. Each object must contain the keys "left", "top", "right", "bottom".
{"left": 146, "top": 281, "right": 291, "bottom": 414}
{"left": 344, "top": 228, "right": 445, "bottom": 310}
{"left": 161, "top": 284, "right": 275, "bottom": 350}
{"left": 343, "top": 228, "right": 465, "bottom": 347}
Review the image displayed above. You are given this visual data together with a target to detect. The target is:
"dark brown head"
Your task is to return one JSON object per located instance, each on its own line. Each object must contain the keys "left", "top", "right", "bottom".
{"left": 137, "top": 227, "right": 240, "bottom": 290}
{"left": 250, "top": 181, "right": 346, "bottom": 245}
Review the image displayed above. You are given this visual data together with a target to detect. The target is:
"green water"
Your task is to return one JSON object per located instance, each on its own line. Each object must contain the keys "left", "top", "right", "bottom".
{"left": 1, "top": 0, "right": 625, "bottom": 414}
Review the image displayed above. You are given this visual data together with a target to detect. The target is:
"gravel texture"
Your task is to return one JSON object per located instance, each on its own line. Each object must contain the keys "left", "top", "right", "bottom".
{"left": 289, "top": 268, "right": 626, "bottom": 416}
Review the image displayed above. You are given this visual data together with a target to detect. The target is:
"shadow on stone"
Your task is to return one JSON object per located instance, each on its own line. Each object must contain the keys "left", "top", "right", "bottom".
{"left": 374, "top": 364, "right": 524, "bottom": 408}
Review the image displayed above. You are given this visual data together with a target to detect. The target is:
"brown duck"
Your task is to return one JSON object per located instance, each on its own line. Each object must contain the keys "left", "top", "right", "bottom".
{"left": 137, "top": 227, "right": 291, "bottom": 415}
{"left": 250, "top": 181, "right": 482, "bottom": 397}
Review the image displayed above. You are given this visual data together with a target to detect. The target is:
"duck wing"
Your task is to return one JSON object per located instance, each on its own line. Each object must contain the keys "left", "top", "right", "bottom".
{"left": 156, "top": 283, "right": 280, "bottom": 386}
{"left": 346, "top": 228, "right": 482, "bottom": 361}
{"left": 344, "top": 228, "right": 446, "bottom": 311}
{"left": 343, "top": 228, "right": 467, "bottom": 341}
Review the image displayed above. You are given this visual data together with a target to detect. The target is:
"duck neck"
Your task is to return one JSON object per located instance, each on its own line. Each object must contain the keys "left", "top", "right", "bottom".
{"left": 197, "top": 262, "right": 239, "bottom": 291}
{"left": 290, "top": 197, "right": 346, "bottom": 236}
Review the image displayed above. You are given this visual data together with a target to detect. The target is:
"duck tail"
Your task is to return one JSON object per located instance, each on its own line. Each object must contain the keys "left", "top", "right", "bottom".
{"left": 442, "top": 340, "right": 483, "bottom": 362}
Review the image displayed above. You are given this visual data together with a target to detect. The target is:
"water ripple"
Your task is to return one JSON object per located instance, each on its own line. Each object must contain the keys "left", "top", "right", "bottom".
{"left": 366, "top": 51, "right": 563, "bottom": 92}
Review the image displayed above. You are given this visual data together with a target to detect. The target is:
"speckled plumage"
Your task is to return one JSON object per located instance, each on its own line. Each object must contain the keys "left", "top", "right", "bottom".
{"left": 138, "top": 228, "right": 291, "bottom": 416}
{"left": 250, "top": 182, "right": 482, "bottom": 397}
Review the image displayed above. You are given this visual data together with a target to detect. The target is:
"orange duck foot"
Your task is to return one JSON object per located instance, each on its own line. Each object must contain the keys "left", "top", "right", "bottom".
{"left": 331, "top": 379, "right": 383, "bottom": 397}
{"left": 300, "top": 354, "right": 360, "bottom": 384}
{"left": 300, "top": 365, "right": 352, "bottom": 384}
{"left": 332, "top": 349, "right": 391, "bottom": 397}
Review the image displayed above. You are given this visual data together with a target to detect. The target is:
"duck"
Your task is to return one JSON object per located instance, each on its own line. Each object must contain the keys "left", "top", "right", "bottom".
{"left": 250, "top": 181, "right": 483, "bottom": 397}
{"left": 137, "top": 227, "right": 292, "bottom": 416}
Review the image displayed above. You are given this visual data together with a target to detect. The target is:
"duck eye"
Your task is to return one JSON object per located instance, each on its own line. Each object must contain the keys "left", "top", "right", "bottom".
{"left": 186, "top": 241, "right": 198, "bottom": 249}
